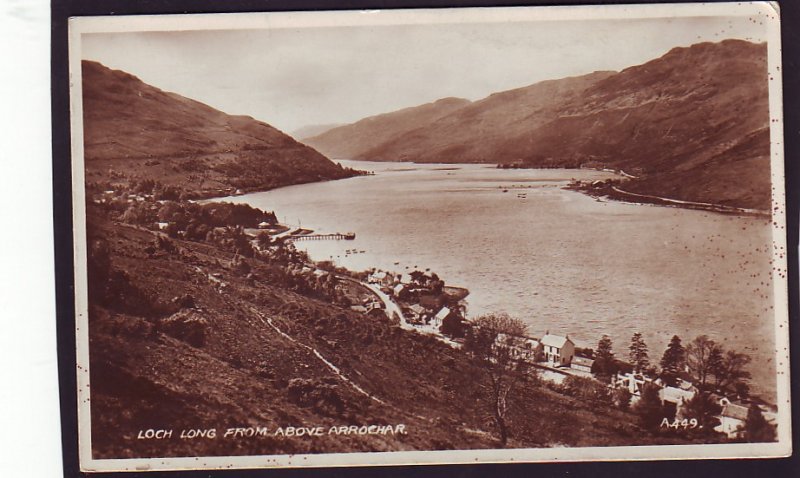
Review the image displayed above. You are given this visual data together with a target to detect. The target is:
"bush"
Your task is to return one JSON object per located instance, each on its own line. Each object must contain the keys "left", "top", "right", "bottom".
{"left": 286, "top": 378, "right": 346, "bottom": 416}
{"left": 158, "top": 310, "right": 208, "bottom": 347}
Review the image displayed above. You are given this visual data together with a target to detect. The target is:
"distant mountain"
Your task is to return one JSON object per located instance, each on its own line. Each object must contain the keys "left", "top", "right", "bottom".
{"left": 292, "top": 123, "right": 344, "bottom": 140}
{"left": 304, "top": 97, "right": 472, "bottom": 159}
{"left": 306, "top": 40, "right": 770, "bottom": 210}
{"left": 81, "top": 60, "right": 357, "bottom": 197}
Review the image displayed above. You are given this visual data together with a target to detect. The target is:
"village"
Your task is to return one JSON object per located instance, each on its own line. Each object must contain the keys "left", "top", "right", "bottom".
{"left": 333, "top": 260, "right": 778, "bottom": 442}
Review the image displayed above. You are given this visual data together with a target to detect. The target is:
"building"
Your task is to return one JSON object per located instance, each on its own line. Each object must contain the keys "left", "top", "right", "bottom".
{"left": 494, "top": 333, "right": 541, "bottom": 362}
{"left": 407, "top": 304, "right": 427, "bottom": 323}
{"left": 614, "top": 372, "right": 647, "bottom": 396}
{"left": 540, "top": 333, "right": 575, "bottom": 367}
{"left": 715, "top": 402, "right": 749, "bottom": 438}
{"left": 430, "top": 306, "right": 454, "bottom": 328}
{"left": 571, "top": 356, "right": 595, "bottom": 374}
{"left": 659, "top": 385, "right": 696, "bottom": 408}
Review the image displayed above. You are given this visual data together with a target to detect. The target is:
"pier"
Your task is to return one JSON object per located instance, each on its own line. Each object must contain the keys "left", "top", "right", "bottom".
{"left": 286, "top": 232, "right": 356, "bottom": 242}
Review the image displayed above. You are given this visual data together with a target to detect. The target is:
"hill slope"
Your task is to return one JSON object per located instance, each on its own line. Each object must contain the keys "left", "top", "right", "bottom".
{"left": 81, "top": 60, "right": 357, "bottom": 198}
{"left": 304, "top": 97, "right": 472, "bottom": 159}
{"left": 305, "top": 40, "right": 771, "bottom": 210}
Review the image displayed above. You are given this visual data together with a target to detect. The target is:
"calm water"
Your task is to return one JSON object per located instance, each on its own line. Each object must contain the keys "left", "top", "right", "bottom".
{"left": 227, "top": 161, "right": 777, "bottom": 401}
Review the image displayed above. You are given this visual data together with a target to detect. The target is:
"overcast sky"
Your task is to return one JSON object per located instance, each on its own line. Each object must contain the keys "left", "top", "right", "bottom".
{"left": 81, "top": 13, "right": 765, "bottom": 135}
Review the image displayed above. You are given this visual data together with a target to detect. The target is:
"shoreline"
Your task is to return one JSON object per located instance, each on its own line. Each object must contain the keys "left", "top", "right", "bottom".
{"left": 567, "top": 181, "right": 771, "bottom": 219}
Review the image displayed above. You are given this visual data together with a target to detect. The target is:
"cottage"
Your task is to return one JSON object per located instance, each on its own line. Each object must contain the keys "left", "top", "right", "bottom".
{"left": 571, "top": 356, "right": 595, "bottom": 374}
{"left": 540, "top": 333, "right": 575, "bottom": 366}
{"left": 368, "top": 271, "right": 394, "bottom": 287}
{"left": 494, "top": 333, "right": 541, "bottom": 362}
{"left": 614, "top": 372, "right": 649, "bottom": 396}
{"left": 715, "top": 402, "right": 749, "bottom": 438}
{"left": 430, "top": 306, "right": 453, "bottom": 328}
{"left": 407, "top": 304, "right": 427, "bottom": 323}
{"left": 257, "top": 221, "right": 272, "bottom": 229}
{"left": 659, "top": 385, "right": 696, "bottom": 407}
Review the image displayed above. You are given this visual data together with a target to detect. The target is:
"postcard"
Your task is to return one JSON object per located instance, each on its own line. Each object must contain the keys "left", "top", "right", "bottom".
{"left": 67, "top": 2, "right": 789, "bottom": 472}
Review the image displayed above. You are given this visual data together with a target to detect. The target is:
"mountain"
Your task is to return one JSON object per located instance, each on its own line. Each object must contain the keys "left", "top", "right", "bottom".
{"left": 304, "top": 97, "right": 472, "bottom": 159}
{"left": 292, "top": 123, "right": 345, "bottom": 140}
{"left": 81, "top": 60, "right": 358, "bottom": 198}
{"left": 305, "top": 40, "right": 770, "bottom": 210}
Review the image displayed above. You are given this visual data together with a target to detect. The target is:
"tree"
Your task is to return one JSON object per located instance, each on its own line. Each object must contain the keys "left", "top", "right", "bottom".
{"left": 682, "top": 391, "right": 722, "bottom": 436}
{"left": 686, "top": 335, "right": 723, "bottom": 391}
{"left": 629, "top": 332, "right": 650, "bottom": 373}
{"left": 741, "top": 404, "right": 776, "bottom": 442}
{"left": 613, "top": 387, "right": 632, "bottom": 411}
{"left": 635, "top": 383, "right": 666, "bottom": 431}
{"left": 592, "top": 335, "right": 616, "bottom": 378}
{"left": 659, "top": 335, "right": 686, "bottom": 387}
{"left": 464, "top": 313, "right": 529, "bottom": 447}
{"left": 712, "top": 350, "right": 752, "bottom": 395}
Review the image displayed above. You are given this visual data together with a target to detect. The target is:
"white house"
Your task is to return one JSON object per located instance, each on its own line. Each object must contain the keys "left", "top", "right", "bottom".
{"left": 659, "top": 385, "right": 696, "bottom": 408}
{"left": 540, "top": 333, "right": 575, "bottom": 367}
{"left": 430, "top": 306, "right": 452, "bottom": 328}
{"left": 715, "top": 402, "right": 749, "bottom": 438}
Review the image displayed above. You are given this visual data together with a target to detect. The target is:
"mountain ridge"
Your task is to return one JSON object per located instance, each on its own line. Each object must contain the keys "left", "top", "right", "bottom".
{"left": 81, "top": 60, "right": 359, "bottom": 198}
{"left": 302, "top": 39, "right": 771, "bottom": 210}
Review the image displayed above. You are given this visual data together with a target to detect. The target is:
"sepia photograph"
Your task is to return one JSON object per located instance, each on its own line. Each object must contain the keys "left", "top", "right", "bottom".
{"left": 67, "top": 2, "right": 790, "bottom": 472}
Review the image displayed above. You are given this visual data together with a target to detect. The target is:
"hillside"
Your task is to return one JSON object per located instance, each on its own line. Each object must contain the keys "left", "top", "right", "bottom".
{"left": 306, "top": 40, "right": 771, "bottom": 210}
{"left": 81, "top": 60, "right": 359, "bottom": 198}
{"left": 85, "top": 198, "right": 709, "bottom": 459}
{"left": 304, "top": 97, "right": 472, "bottom": 159}
{"left": 292, "top": 123, "right": 345, "bottom": 140}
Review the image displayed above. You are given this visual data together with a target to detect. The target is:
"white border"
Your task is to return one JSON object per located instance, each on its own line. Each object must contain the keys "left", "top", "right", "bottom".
{"left": 68, "top": 2, "right": 790, "bottom": 472}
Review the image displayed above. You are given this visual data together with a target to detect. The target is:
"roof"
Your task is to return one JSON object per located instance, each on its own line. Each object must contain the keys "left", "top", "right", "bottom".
{"left": 408, "top": 304, "right": 426, "bottom": 315}
{"left": 393, "top": 283, "right": 405, "bottom": 293}
{"left": 435, "top": 306, "right": 451, "bottom": 320}
{"left": 659, "top": 386, "right": 695, "bottom": 403}
{"left": 572, "top": 356, "right": 594, "bottom": 367}
{"left": 541, "top": 333, "right": 571, "bottom": 349}
{"left": 721, "top": 403, "right": 749, "bottom": 421}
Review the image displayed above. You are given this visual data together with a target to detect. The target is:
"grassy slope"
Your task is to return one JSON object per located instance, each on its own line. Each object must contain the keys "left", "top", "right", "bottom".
{"left": 88, "top": 214, "right": 706, "bottom": 459}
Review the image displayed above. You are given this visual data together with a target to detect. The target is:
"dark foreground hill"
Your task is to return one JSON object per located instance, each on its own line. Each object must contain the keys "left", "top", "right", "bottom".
{"left": 85, "top": 204, "right": 709, "bottom": 459}
{"left": 81, "top": 60, "right": 359, "bottom": 198}
{"left": 304, "top": 40, "right": 771, "bottom": 210}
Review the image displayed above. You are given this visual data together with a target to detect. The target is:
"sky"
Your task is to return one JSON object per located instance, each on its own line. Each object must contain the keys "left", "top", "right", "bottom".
{"left": 80, "top": 10, "right": 767, "bottom": 135}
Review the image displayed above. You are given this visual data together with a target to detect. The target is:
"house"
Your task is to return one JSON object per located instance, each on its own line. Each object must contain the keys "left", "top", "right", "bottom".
{"left": 430, "top": 306, "right": 453, "bottom": 328}
{"left": 494, "top": 333, "right": 541, "bottom": 362}
{"left": 613, "top": 372, "right": 648, "bottom": 397}
{"left": 715, "top": 402, "right": 749, "bottom": 438}
{"left": 407, "top": 304, "right": 427, "bottom": 323}
{"left": 368, "top": 271, "right": 394, "bottom": 287}
{"left": 540, "top": 333, "right": 575, "bottom": 366}
{"left": 571, "top": 356, "right": 595, "bottom": 374}
{"left": 257, "top": 221, "right": 272, "bottom": 229}
{"left": 659, "top": 385, "right": 696, "bottom": 409}
{"left": 392, "top": 283, "right": 406, "bottom": 297}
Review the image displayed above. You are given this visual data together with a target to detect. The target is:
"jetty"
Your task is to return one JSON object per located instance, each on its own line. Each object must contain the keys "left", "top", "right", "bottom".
{"left": 286, "top": 232, "right": 356, "bottom": 242}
